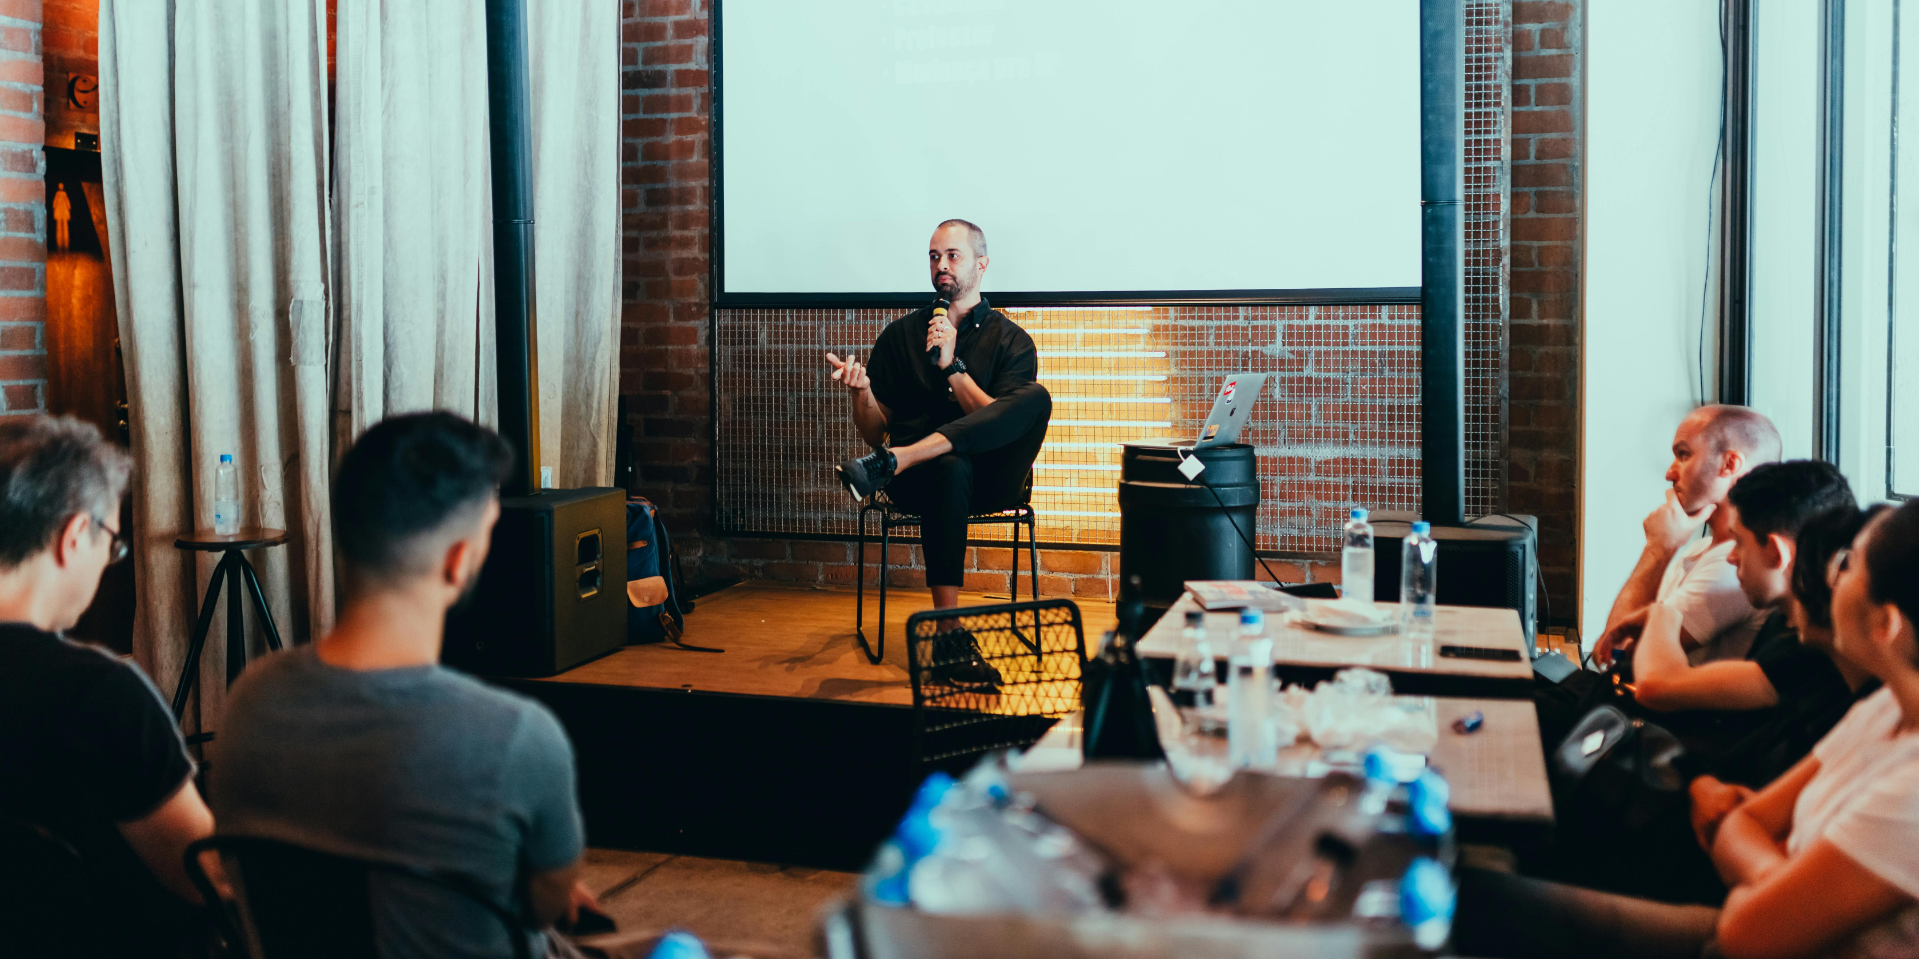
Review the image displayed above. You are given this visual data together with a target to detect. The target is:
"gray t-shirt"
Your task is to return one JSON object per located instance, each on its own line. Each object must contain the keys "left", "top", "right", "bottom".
{"left": 211, "top": 646, "right": 583, "bottom": 959}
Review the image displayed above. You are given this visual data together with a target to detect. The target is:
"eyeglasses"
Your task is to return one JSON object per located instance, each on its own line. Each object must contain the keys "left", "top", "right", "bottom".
{"left": 95, "top": 518, "right": 131, "bottom": 566}
{"left": 1826, "top": 547, "right": 1853, "bottom": 587}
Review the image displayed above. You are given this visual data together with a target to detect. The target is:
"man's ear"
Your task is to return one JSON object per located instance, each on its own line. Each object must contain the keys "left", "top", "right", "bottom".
{"left": 1720, "top": 447, "right": 1746, "bottom": 478}
{"left": 441, "top": 536, "right": 472, "bottom": 591}
{"left": 976, "top": 254, "right": 989, "bottom": 275}
{"left": 51, "top": 513, "right": 91, "bottom": 568}
{"left": 1765, "top": 531, "right": 1794, "bottom": 573}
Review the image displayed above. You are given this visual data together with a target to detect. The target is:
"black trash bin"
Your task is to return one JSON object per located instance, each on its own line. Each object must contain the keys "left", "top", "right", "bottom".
{"left": 1118, "top": 442, "right": 1260, "bottom": 618}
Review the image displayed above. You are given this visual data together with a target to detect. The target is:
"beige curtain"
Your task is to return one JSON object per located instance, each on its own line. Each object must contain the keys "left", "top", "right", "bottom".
{"left": 99, "top": 0, "right": 334, "bottom": 725}
{"left": 336, "top": 0, "right": 622, "bottom": 488}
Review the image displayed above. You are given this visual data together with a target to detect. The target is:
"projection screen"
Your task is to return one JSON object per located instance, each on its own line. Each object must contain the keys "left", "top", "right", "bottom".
{"left": 714, "top": 0, "right": 1424, "bottom": 304}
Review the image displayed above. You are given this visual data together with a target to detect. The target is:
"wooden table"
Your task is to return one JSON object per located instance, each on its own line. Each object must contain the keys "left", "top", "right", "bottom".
{"left": 1136, "top": 593, "right": 1535, "bottom": 698}
{"left": 1016, "top": 696, "right": 1554, "bottom": 833}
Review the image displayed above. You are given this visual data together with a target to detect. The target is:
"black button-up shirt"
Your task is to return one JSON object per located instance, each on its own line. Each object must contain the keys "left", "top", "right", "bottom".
{"left": 865, "top": 296, "right": 1038, "bottom": 446}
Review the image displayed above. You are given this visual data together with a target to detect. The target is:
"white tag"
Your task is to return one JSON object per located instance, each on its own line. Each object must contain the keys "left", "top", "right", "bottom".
{"left": 541, "top": 466, "right": 555, "bottom": 489}
{"left": 1177, "top": 456, "right": 1205, "bottom": 480}
{"left": 1580, "top": 730, "right": 1606, "bottom": 757}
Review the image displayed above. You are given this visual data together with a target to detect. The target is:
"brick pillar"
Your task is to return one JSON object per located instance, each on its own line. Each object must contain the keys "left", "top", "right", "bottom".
{"left": 620, "top": 0, "right": 712, "bottom": 563}
{"left": 0, "top": 0, "right": 40, "bottom": 415}
{"left": 1508, "top": 0, "right": 1580, "bottom": 623}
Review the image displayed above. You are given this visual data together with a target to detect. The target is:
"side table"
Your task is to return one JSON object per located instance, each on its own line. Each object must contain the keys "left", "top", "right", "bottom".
{"left": 168, "top": 528, "right": 288, "bottom": 739}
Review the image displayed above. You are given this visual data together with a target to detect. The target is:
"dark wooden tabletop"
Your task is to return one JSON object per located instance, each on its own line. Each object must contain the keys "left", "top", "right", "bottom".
{"left": 174, "top": 528, "right": 289, "bottom": 551}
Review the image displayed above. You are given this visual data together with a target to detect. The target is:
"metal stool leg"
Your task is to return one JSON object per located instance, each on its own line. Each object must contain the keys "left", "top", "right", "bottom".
{"left": 1025, "top": 511, "right": 1040, "bottom": 602}
{"left": 237, "top": 555, "right": 283, "bottom": 651}
{"left": 854, "top": 505, "right": 870, "bottom": 655}
{"left": 1009, "top": 516, "right": 1041, "bottom": 660}
{"left": 873, "top": 520, "right": 892, "bottom": 664}
{"left": 172, "top": 552, "right": 234, "bottom": 721}
{"left": 1009, "top": 517, "right": 1021, "bottom": 603}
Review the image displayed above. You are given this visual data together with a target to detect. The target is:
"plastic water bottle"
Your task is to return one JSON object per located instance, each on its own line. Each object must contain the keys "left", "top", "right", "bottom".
{"left": 1342, "top": 507, "right": 1375, "bottom": 605}
{"left": 1227, "top": 608, "right": 1274, "bottom": 769}
{"left": 213, "top": 454, "right": 239, "bottom": 535}
{"left": 1400, "top": 520, "right": 1438, "bottom": 641}
{"left": 1170, "top": 610, "right": 1216, "bottom": 710}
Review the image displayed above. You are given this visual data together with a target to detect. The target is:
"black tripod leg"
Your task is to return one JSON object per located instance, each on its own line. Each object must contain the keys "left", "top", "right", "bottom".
{"left": 238, "top": 556, "right": 283, "bottom": 651}
{"left": 172, "top": 554, "right": 231, "bottom": 721}
{"left": 226, "top": 552, "right": 245, "bottom": 686}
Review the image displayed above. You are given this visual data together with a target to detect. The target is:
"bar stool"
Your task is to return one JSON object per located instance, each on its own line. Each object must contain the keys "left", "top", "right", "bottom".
{"left": 169, "top": 528, "right": 287, "bottom": 742}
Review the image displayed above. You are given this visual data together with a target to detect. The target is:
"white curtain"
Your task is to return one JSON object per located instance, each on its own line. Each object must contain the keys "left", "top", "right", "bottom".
{"left": 99, "top": 0, "right": 334, "bottom": 724}
{"left": 336, "top": 0, "right": 622, "bottom": 488}
{"left": 100, "top": 0, "right": 622, "bottom": 721}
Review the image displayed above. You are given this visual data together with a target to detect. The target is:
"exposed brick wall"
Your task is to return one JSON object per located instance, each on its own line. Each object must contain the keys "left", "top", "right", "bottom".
{"left": 1507, "top": 0, "right": 1580, "bottom": 623}
{"left": 617, "top": 0, "right": 1536, "bottom": 605}
{"left": 0, "top": 0, "right": 42, "bottom": 416}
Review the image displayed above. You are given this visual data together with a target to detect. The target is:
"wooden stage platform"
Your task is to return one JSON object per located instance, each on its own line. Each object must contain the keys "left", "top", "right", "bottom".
{"left": 498, "top": 582, "right": 1117, "bottom": 871}
{"left": 532, "top": 581, "right": 1118, "bottom": 706}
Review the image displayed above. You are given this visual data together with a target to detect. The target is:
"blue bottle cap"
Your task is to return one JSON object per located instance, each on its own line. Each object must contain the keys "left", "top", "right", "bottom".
{"left": 1350, "top": 507, "right": 1367, "bottom": 520}
{"left": 220, "top": 454, "right": 233, "bottom": 463}
{"left": 1411, "top": 521, "right": 1430, "bottom": 534}
{"left": 1238, "top": 607, "right": 1264, "bottom": 627}
{"left": 1407, "top": 768, "right": 1453, "bottom": 836}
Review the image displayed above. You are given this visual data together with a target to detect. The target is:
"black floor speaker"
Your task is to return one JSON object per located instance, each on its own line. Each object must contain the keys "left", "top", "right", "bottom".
{"left": 1370, "top": 513, "right": 1539, "bottom": 647}
{"left": 443, "top": 487, "right": 628, "bottom": 677}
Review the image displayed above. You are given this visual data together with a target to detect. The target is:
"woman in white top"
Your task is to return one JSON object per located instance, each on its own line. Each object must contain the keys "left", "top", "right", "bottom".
{"left": 1455, "top": 500, "right": 1919, "bottom": 959}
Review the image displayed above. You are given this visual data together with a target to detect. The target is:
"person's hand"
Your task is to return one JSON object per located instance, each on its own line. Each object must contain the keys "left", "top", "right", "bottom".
{"left": 925, "top": 313, "right": 957, "bottom": 369}
{"left": 1689, "top": 774, "right": 1755, "bottom": 850}
{"left": 825, "top": 352, "right": 870, "bottom": 393}
{"left": 1645, "top": 488, "right": 1715, "bottom": 556}
{"left": 1592, "top": 606, "right": 1649, "bottom": 666}
{"left": 564, "top": 880, "right": 600, "bottom": 928}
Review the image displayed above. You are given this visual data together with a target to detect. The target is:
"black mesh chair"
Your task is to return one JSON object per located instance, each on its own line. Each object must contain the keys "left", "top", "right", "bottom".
{"left": 854, "top": 471, "right": 1040, "bottom": 665}
{"left": 905, "top": 598, "right": 1087, "bottom": 771}
{"left": 184, "top": 835, "right": 535, "bottom": 959}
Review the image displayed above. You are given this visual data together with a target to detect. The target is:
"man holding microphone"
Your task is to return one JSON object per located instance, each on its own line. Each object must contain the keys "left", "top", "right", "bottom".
{"left": 826, "top": 219, "right": 1052, "bottom": 685}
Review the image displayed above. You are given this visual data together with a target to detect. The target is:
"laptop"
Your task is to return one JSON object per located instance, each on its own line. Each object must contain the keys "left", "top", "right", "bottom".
{"left": 1179, "top": 372, "right": 1268, "bottom": 449}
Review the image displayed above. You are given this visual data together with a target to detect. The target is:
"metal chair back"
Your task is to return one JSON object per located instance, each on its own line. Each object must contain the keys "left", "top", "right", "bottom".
{"left": 905, "top": 598, "right": 1087, "bottom": 771}
{"left": 185, "top": 835, "right": 534, "bottom": 959}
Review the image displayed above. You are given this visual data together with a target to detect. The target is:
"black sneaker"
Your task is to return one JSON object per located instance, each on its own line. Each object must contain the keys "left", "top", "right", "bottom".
{"left": 836, "top": 448, "right": 897, "bottom": 502}
{"left": 930, "top": 627, "right": 1002, "bottom": 689}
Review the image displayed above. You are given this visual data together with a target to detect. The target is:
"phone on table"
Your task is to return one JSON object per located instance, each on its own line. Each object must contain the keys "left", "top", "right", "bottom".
{"left": 1438, "top": 644, "right": 1523, "bottom": 662}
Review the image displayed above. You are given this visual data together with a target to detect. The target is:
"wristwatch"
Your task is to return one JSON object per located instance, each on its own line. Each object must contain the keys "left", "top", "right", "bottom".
{"left": 944, "top": 356, "right": 969, "bottom": 378}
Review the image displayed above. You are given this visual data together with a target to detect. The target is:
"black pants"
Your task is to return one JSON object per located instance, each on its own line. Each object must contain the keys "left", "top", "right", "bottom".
{"left": 885, "top": 382, "right": 1052, "bottom": 588}
{"left": 1451, "top": 868, "right": 1722, "bottom": 959}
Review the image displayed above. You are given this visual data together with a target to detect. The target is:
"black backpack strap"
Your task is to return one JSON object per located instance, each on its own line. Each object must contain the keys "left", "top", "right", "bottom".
{"left": 649, "top": 509, "right": 722, "bottom": 653}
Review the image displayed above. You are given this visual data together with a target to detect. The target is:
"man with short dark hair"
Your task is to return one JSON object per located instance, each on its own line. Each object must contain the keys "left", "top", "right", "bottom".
{"left": 825, "top": 219, "right": 1053, "bottom": 684}
{"left": 0, "top": 414, "right": 215, "bottom": 957}
{"left": 213, "top": 412, "right": 598, "bottom": 959}
{"left": 1629, "top": 460, "right": 1858, "bottom": 725}
{"left": 1595, "top": 405, "right": 1784, "bottom": 665}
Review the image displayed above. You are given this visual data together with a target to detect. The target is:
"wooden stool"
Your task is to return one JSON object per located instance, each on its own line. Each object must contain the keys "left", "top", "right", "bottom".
{"left": 169, "top": 528, "right": 288, "bottom": 740}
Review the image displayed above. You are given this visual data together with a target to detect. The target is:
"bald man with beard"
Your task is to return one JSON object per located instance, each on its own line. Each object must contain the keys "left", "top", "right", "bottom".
{"left": 1594, "top": 405, "right": 1784, "bottom": 667}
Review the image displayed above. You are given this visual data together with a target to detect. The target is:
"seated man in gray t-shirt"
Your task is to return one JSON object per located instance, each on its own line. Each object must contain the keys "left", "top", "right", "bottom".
{"left": 213, "top": 412, "right": 593, "bottom": 959}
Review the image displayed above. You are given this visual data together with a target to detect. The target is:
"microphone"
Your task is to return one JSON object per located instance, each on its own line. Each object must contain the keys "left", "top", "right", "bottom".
{"left": 925, "top": 297, "right": 951, "bottom": 364}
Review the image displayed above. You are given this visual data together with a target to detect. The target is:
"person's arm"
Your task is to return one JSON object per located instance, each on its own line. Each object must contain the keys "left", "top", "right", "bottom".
{"left": 116, "top": 778, "right": 215, "bottom": 904}
{"left": 526, "top": 860, "right": 585, "bottom": 928}
{"left": 1712, "top": 754, "right": 1821, "bottom": 887}
{"left": 1596, "top": 491, "right": 1715, "bottom": 663}
{"left": 1690, "top": 774, "right": 1757, "bottom": 850}
{"left": 1631, "top": 603, "right": 1779, "bottom": 711}
{"left": 827, "top": 352, "right": 891, "bottom": 448}
{"left": 947, "top": 369, "right": 993, "bottom": 414}
{"left": 1715, "top": 839, "right": 1912, "bottom": 959}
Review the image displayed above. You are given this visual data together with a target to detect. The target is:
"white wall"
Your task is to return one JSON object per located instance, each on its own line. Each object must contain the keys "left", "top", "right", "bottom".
{"left": 1580, "top": 0, "right": 1726, "bottom": 644}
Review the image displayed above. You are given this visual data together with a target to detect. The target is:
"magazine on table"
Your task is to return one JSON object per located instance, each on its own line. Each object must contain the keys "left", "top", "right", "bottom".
{"left": 1183, "top": 581, "right": 1305, "bottom": 613}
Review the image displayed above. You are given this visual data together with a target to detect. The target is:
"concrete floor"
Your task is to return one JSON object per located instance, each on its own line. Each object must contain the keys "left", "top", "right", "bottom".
{"left": 580, "top": 849, "right": 859, "bottom": 958}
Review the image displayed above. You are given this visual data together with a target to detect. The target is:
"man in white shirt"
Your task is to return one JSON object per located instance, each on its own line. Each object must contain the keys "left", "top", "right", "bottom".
{"left": 1593, "top": 405, "right": 1781, "bottom": 666}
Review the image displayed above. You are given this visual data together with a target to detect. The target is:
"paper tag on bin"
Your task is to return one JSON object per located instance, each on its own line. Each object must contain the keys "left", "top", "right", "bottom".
{"left": 1177, "top": 455, "right": 1205, "bottom": 480}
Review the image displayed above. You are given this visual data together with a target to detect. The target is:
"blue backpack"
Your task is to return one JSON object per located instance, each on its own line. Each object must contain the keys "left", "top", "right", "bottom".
{"left": 625, "top": 497, "right": 719, "bottom": 652}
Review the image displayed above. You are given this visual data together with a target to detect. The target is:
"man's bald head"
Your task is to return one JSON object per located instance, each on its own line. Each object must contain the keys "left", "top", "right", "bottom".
{"left": 1689, "top": 405, "right": 1782, "bottom": 465}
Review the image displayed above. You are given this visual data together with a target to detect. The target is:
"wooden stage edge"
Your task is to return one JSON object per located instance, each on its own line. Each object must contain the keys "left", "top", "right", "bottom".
{"left": 532, "top": 581, "right": 1120, "bottom": 706}
{"left": 499, "top": 582, "right": 1117, "bottom": 870}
